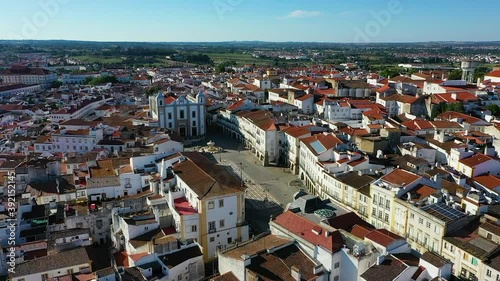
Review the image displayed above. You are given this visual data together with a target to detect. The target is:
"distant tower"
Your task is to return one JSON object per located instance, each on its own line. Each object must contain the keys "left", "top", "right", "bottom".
{"left": 461, "top": 61, "right": 479, "bottom": 84}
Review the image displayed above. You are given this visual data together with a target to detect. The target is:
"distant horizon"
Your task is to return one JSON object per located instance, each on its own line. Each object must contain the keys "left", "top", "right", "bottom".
{"left": 2, "top": 39, "right": 500, "bottom": 44}
{"left": 2, "top": 0, "right": 500, "bottom": 43}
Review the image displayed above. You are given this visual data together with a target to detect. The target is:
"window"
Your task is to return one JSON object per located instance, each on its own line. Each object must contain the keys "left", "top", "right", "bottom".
{"left": 168, "top": 112, "right": 172, "bottom": 119}
{"left": 192, "top": 111, "right": 196, "bottom": 118}
{"left": 208, "top": 201, "right": 214, "bottom": 209}
{"left": 486, "top": 269, "right": 492, "bottom": 277}
{"left": 168, "top": 122, "right": 172, "bottom": 128}
{"left": 180, "top": 110, "right": 185, "bottom": 119}
{"left": 209, "top": 221, "right": 216, "bottom": 232}
{"left": 378, "top": 210, "right": 382, "bottom": 219}
{"left": 178, "top": 274, "right": 183, "bottom": 281}
{"left": 410, "top": 213, "right": 414, "bottom": 219}
{"left": 219, "top": 219, "right": 225, "bottom": 228}
{"left": 426, "top": 222, "right": 431, "bottom": 228}
{"left": 227, "top": 237, "right": 232, "bottom": 244}
{"left": 471, "top": 257, "right": 478, "bottom": 266}
{"left": 372, "top": 207, "right": 376, "bottom": 217}
{"left": 487, "top": 233, "right": 493, "bottom": 240}
{"left": 419, "top": 218, "right": 423, "bottom": 224}
{"left": 334, "top": 276, "right": 339, "bottom": 281}
{"left": 385, "top": 214, "right": 389, "bottom": 222}
{"left": 386, "top": 199, "right": 390, "bottom": 208}
{"left": 219, "top": 199, "right": 224, "bottom": 208}
{"left": 373, "top": 195, "right": 377, "bottom": 204}
{"left": 191, "top": 225, "right": 197, "bottom": 232}
{"left": 192, "top": 120, "right": 196, "bottom": 127}
{"left": 209, "top": 236, "right": 215, "bottom": 242}
{"left": 334, "top": 262, "right": 340, "bottom": 268}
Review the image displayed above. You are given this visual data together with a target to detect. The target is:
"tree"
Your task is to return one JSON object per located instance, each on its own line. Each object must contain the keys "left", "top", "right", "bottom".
{"left": 380, "top": 67, "right": 403, "bottom": 78}
{"left": 446, "top": 102, "right": 464, "bottom": 113}
{"left": 448, "top": 69, "right": 462, "bottom": 80}
{"left": 474, "top": 66, "right": 490, "bottom": 81}
{"left": 145, "top": 85, "right": 162, "bottom": 96}
{"left": 486, "top": 104, "right": 500, "bottom": 116}
{"left": 215, "top": 64, "right": 226, "bottom": 73}
{"left": 86, "top": 75, "right": 118, "bottom": 85}
{"left": 50, "top": 81, "right": 63, "bottom": 88}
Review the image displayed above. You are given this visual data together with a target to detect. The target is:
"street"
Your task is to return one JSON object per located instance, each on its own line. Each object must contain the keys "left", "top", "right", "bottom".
{"left": 190, "top": 129, "right": 304, "bottom": 232}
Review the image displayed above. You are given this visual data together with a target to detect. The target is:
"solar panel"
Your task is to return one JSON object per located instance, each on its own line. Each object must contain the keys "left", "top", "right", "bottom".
{"left": 421, "top": 203, "right": 465, "bottom": 222}
{"left": 310, "top": 140, "right": 326, "bottom": 154}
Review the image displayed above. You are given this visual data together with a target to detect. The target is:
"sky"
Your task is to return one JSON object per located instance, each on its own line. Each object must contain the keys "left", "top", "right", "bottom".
{"left": 0, "top": 0, "right": 499, "bottom": 43}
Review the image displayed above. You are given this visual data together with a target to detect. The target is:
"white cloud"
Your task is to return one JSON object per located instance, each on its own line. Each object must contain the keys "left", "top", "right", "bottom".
{"left": 280, "top": 10, "right": 322, "bottom": 19}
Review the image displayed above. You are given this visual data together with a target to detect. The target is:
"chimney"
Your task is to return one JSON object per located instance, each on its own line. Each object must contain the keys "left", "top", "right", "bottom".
{"left": 313, "top": 265, "right": 323, "bottom": 275}
{"left": 458, "top": 175, "right": 466, "bottom": 186}
{"left": 241, "top": 254, "right": 251, "bottom": 267}
{"left": 291, "top": 266, "right": 301, "bottom": 281}
{"left": 376, "top": 255, "right": 385, "bottom": 265}
{"left": 55, "top": 178, "right": 60, "bottom": 194}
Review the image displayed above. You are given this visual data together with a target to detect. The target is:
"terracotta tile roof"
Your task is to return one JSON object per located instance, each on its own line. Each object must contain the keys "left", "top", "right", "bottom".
{"left": 472, "top": 174, "right": 500, "bottom": 190}
{"left": 365, "top": 229, "right": 404, "bottom": 247}
{"left": 173, "top": 152, "right": 245, "bottom": 199}
{"left": 430, "top": 120, "right": 463, "bottom": 129}
{"left": 376, "top": 84, "right": 392, "bottom": 93}
{"left": 315, "top": 88, "right": 336, "bottom": 96}
{"left": 210, "top": 272, "right": 239, "bottom": 281}
{"left": 90, "top": 158, "right": 129, "bottom": 178}
{"left": 165, "top": 96, "right": 176, "bottom": 104}
{"left": 459, "top": 153, "right": 494, "bottom": 167}
{"left": 351, "top": 224, "right": 375, "bottom": 239}
{"left": 437, "top": 111, "right": 486, "bottom": 125}
{"left": 409, "top": 184, "right": 437, "bottom": 201}
{"left": 360, "top": 255, "right": 408, "bottom": 281}
{"left": 227, "top": 99, "right": 246, "bottom": 111}
{"left": 300, "top": 133, "right": 344, "bottom": 156}
{"left": 433, "top": 92, "right": 479, "bottom": 103}
{"left": 273, "top": 211, "right": 344, "bottom": 253}
{"left": 246, "top": 244, "right": 320, "bottom": 281}
{"left": 295, "top": 93, "right": 313, "bottom": 101}
{"left": 380, "top": 168, "right": 420, "bottom": 186}
{"left": 340, "top": 127, "right": 370, "bottom": 136}
{"left": 349, "top": 158, "right": 368, "bottom": 167}
{"left": 325, "top": 212, "right": 374, "bottom": 231}
{"left": 222, "top": 234, "right": 291, "bottom": 260}
{"left": 402, "top": 120, "right": 433, "bottom": 131}
{"left": 485, "top": 70, "right": 500, "bottom": 78}
{"left": 64, "top": 129, "right": 90, "bottom": 136}
{"left": 282, "top": 125, "right": 313, "bottom": 138}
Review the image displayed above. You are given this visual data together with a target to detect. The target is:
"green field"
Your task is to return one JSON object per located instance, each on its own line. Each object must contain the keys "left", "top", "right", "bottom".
{"left": 208, "top": 53, "right": 273, "bottom": 66}
{"left": 72, "top": 55, "right": 124, "bottom": 64}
